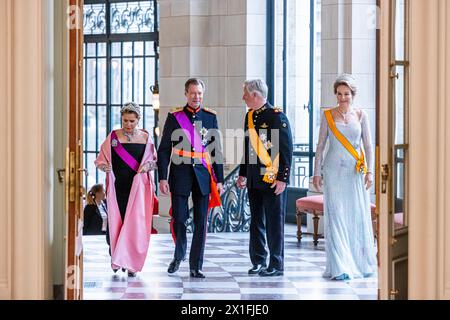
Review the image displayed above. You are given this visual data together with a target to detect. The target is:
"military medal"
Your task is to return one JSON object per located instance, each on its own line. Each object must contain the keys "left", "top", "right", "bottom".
{"left": 199, "top": 127, "right": 209, "bottom": 146}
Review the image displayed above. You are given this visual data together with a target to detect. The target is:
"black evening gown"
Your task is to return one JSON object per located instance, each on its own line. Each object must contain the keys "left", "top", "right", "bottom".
{"left": 111, "top": 143, "right": 146, "bottom": 220}
{"left": 106, "top": 143, "right": 145, "bottom": 256}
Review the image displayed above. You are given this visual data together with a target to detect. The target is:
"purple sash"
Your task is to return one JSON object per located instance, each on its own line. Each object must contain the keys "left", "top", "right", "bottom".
{"left": 111, "top": 130, "right": 140, "bottom": 172}
{"left": 173, "top": 111, "right": 218, "bottom": 183}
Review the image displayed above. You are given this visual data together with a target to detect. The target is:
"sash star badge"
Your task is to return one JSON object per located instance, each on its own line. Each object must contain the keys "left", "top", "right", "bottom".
{"left": 259, "top": 133, "right": 267, "bottom": 142}
{"left": 264, "top": 140, "right": 274, "bottom": 150}
{"left": 199, "top": 127, "right": 208, "bottom": 136}
{"left": 199, "top": 127, "right": 209, "bottom": 146}
{"left": 112, "top": 139, "right": 118, "bottom": 147}
{"left": 259, "top": 133, "right": 272, "bottom": 150}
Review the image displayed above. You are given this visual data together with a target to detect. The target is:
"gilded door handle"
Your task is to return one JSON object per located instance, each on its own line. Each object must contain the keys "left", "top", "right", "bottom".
{"left": 381, "top": 164, "right": 389, "bottom": 193}
{"left": 390, "top": 289, "right": 399, "bottom": 300}
{"left": 69, "top": 151, "right": 75, "bottom": 202}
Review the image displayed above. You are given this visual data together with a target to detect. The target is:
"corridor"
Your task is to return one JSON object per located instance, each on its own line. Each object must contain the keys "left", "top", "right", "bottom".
{"left": 83, "top": 225, "right": 378, "bottom": 300}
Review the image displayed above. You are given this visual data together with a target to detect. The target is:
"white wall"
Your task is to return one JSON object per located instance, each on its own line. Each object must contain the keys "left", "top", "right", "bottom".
{"left": 407, "top": 0, "right": 450, "bottom": 300}
{"left": 0, "top": 0, "right": 12, "bottom": 300}
{"left": 0, "top": 0, "right": 54, "bottom": 299}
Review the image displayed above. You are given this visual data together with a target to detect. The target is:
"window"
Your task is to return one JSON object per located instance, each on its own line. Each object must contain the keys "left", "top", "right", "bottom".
{"left": 83, "top": 0, "right": 159, "bottom": 189}
{"left": 270, "top": 0, "right": 322, "bottom": 189}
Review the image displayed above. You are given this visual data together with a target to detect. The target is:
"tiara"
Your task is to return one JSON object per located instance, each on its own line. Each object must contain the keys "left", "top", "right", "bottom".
{"left": 121, "top": 102, "right": 141, "bottom": 117}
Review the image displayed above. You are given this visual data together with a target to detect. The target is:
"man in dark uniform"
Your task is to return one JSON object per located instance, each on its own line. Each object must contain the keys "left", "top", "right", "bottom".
{"left": 157, "top": 78, "right": 224, "bottom": 278}
{"left": 237, "top": 79, "right": 293, "bottom": 277}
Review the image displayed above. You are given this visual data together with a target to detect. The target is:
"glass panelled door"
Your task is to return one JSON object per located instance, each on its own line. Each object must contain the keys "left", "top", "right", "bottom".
{"left": 66, "top": 0, "right": 85, "bottom": 300}
{"left": 83, "top": 0, "right": 159, "bottom": 189}
{"left": 387, "top": 0, "right": 409, "bottom": 300}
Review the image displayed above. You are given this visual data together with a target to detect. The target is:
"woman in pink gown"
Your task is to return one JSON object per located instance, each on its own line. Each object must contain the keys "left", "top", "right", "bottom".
{"left": 95, "top": 102, "right": 157, "bottom": 277}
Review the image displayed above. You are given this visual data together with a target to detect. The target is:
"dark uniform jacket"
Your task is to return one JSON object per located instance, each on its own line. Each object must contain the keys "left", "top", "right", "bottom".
{"left": 239, "top": 102, "right": 293, "bottom": 190}
{"left": 157, "top": 105, "right": 224, "bottom": 196}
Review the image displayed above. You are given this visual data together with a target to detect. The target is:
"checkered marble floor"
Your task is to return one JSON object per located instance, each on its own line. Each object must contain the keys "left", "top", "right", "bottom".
{"left": 83, "top": 224, "right": 378, "bottom": 300}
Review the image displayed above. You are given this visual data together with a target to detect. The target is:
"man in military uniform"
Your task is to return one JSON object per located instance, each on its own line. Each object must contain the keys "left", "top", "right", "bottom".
{"left": 157, "top": 78, "right": 224, "bottom": 278}
{"left": 237, "top": 79, "right": 293, "bottom": 277}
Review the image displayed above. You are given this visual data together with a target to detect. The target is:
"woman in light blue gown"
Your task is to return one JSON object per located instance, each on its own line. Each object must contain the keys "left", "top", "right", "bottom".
{"left": 313, "top": 74, "right": 377, "bottom": 280}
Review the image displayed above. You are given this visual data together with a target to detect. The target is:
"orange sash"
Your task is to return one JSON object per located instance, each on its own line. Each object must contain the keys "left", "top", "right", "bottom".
{"left": 324, "top": 109, "right": 367, "bottom": 174}
{"left": 248, "top": 110, "right": 280, "bottom": 184}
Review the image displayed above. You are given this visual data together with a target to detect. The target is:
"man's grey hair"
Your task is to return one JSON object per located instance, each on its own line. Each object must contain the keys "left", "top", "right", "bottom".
{"left": 244, "top": 79, "right": 268, "bottom": 99}
{"left": 185, "top": 78, "right": 206, "bottom": 93}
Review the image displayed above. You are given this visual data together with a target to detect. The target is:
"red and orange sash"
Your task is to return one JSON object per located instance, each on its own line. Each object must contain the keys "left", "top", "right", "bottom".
{"left": 172, "top": 111, "right": 221, "bottom": 210}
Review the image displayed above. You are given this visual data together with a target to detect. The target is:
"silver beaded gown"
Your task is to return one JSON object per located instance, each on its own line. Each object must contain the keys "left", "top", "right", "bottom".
{"left": 314, "top": 108, "right": 377, "bottom": 280}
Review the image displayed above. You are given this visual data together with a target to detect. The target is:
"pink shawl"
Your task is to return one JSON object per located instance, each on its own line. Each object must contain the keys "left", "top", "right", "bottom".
{"left": 95, "top": 130, "right": 157, "bottom": 272}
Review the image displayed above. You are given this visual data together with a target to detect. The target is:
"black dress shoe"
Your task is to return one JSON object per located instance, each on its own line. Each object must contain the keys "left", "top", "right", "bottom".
{"left": 190, "top": 270, "right": 205, "bottom": 278}
{"left": 259, "top": 268, "right": 284, "bottom": 277}
{"left": 127, "top": 271, "right": 137, "bottom": 277}
{"left": 121, "top": 268, "right": 126, "bottom": 273}
{"left": 248, "top": 264, "right": 267, "bottom": 275}
{"left": 167, "top": 259, "right": 182, "bottom": 274}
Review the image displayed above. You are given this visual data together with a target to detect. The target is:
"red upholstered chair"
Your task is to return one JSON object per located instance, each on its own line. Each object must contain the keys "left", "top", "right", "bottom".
{"left": 296, "top": 195, "right": 377, "bottom": 246}
{"left": 394, "top": 212, "right": 404, "bottom": 229}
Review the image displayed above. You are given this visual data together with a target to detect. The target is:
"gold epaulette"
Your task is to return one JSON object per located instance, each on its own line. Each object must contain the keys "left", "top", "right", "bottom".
{"left": 273, "top": 107, "right": 283, "bottom": 113}
{"left": 203, "top": 107, "right": 217, "bottom": 115}
{"left": 170, "top": 107, "right": 184, "bottom": 114}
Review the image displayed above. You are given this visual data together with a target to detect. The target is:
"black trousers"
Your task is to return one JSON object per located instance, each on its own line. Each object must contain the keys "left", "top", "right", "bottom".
{"left": 171, "top": 177, "right": 209, "bottom": 271}
{"left": 248, "top": 188, "right": 287, "bottom": 271}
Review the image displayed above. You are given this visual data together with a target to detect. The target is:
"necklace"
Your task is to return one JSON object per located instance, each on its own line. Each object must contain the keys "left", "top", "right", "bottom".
{"left": 336, "top": 106, "right": 351, "bottom": 122}
{"left": 122, "top": 128, "right": 138, "bottom": 142}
